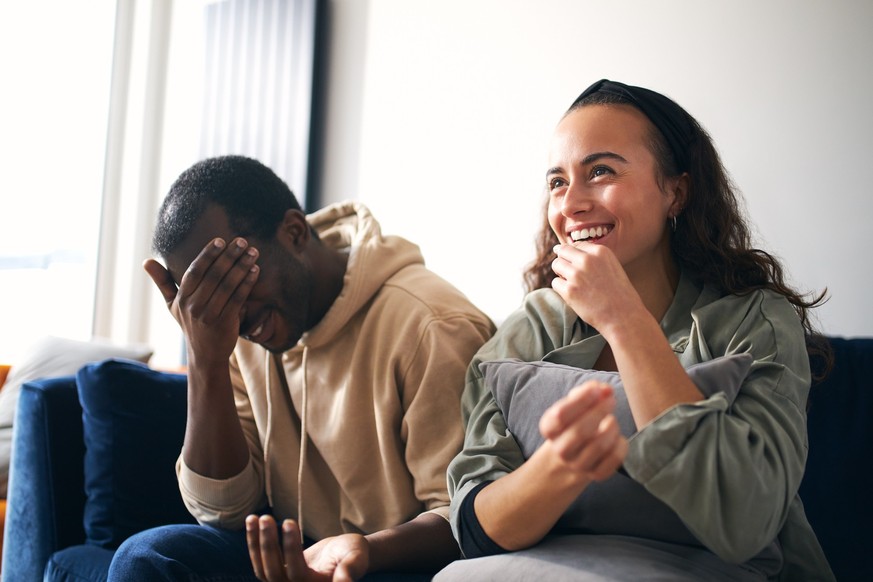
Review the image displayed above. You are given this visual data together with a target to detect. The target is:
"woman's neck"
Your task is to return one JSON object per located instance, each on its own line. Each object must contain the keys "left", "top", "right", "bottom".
{"left": 627, "top": 256, "right": 680, "bottom": 323}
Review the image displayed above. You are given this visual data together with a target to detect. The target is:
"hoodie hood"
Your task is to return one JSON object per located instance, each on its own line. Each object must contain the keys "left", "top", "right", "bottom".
{"left": 298, "top": 201, "right": 424, "bottom": 349}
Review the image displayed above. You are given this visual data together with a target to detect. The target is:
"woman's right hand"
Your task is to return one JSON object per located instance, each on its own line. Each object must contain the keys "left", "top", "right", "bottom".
{"left": 538, "top": 380, "right": 628, "bottom": 484}
{"left": 473, "top": 380, "right": 627, "bottom": 551}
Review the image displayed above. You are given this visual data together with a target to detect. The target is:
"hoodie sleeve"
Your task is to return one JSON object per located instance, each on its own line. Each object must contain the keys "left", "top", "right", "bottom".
{"left": 399, "top": 312, "right": 495, "bottom": 519}
{"left": 176, "top": 352, "right": 268, "bottom": 529}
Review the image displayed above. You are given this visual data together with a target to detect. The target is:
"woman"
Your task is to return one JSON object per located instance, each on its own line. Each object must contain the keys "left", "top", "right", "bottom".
{"left": 437, "top": 80, "right": 833, "bottom": 581}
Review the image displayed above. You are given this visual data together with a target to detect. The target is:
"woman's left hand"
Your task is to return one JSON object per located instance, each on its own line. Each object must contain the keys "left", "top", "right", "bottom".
{"left": 550, "top": 242, "right": 644, "bottom": 334}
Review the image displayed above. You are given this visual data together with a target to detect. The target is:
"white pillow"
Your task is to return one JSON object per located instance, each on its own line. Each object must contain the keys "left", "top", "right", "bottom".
{"left": 0, "top": 335, "right": 153, "bottom": 497}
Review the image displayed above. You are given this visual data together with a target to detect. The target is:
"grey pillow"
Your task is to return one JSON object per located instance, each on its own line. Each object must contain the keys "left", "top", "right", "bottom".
{"left": 480, "top": 354, "right": 753, "bottom": 543}
{"left": 435, "top": 533, "right": 756, "bottom": 582}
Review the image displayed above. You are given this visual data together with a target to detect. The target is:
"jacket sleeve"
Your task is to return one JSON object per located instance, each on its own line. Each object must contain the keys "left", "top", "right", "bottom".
{"left": 176, "top": 352, "right": 268, "bottom": 529}
{"left": 447, "top": 291, "right": 574, "bottom": 542}
{"left": 623, "top": 291, "right": 812, "bottom": 563}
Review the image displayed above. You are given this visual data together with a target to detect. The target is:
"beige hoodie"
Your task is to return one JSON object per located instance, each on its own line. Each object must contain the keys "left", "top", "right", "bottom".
{"left": 177, "top": 202, "right": 495, "bottom": 541}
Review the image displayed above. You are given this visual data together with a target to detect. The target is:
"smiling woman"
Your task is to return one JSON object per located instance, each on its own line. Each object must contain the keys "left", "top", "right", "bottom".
{"left": 438, "top": 79, "right": 835, "bottom": 582}
{"left": 0, "top": 2, "right": 116, "bottom": 363}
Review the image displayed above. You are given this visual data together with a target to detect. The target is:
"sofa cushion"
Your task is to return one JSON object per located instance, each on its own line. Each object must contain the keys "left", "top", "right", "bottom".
{"left": 76, "top": 358, "right": 195, "bottom": 549}
{"left": 0, "top": 335, "right": 152, "bottom": 496}
{"left": 800, "top": 336, "right": 873, "bottom": 581}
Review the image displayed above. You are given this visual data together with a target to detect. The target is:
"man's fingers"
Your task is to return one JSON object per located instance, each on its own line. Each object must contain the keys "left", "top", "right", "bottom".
{"left": 245, "top": 515, "right": 267, "bottom": 581}
{"left": 333, "top": 551, "right": 362, "bottom": 582}
{"left": 332, "top": 549, "right": 369, "bottom": 582}
{"left": 258, "top": 515, "right": 287, "bottom": 581}
{"left": 220, "top": 262, "right": 259, "bottom": 322}
{"left": 282, "top": 519, "right": 309, "bottom": 581}
{"left": 143, "top": 258, "right": 179, "bottom": 306}
{"left": 178, "top": 238, "right": 227, "bottom": 298}
{"left": 183, "top": 238, "right": 259, "bottom": 322}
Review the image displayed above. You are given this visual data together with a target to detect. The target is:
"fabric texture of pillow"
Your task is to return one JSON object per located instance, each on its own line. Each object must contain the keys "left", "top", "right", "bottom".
{"left": 76, "top": 358, "right": 195, "bottom": 549}
{"left": 0, "top": 336, "right": 153, "bottom": 497}
{"left": 480, "top": 354, "right": 752, "bottom": 544}
{"left": 434, "top": 533, "right": 757, "bottom": 582}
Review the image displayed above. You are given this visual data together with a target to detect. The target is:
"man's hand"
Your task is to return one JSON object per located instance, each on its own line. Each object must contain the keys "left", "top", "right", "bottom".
{"left": 143, "top": 237, "right": 259, "bottom": 366}
{"left": 246, "top": 515, "right": 369, "bottom": 582}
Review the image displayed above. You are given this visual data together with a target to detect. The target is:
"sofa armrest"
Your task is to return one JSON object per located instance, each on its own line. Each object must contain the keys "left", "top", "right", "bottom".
{"left": 1, "top": 376, "right": 85, "bottom": 581}
{"left": 801, "top": 336, "right": 873, "bottom": 582}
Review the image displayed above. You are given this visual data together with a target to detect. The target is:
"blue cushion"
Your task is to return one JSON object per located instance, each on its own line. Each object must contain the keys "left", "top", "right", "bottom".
{"left": 76, "top": 358, "right": 196, "bottom": 549}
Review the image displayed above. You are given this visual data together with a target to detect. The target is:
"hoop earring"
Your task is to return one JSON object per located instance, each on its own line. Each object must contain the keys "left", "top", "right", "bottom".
{"left": 671, "top": 215, "right": 678, "bottom": 232}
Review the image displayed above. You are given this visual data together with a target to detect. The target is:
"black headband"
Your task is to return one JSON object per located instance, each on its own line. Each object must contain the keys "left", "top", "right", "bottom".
{"left": 571, "top": 79, "right": 694, "bottom": 172}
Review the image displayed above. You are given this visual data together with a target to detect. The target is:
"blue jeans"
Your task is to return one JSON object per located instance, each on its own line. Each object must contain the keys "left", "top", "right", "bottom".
{"left": 108, "top": 524, "right": 434, "bottom": 581}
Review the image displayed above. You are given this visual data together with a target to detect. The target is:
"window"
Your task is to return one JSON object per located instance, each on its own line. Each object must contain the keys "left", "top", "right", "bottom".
{"left": 0, "top": 2, "right": 116, "bottom": 362}
{"left": 0, "top": 0, "right": 322, "bottom": 367}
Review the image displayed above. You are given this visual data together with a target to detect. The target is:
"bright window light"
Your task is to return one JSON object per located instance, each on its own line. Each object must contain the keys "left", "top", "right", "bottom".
{"left": 0, "top": 2, "right": 116, "bottom": 362}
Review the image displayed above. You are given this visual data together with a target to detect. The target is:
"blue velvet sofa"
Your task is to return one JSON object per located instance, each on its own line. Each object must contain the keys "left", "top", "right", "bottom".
{"left": 2, "top": 338, "right": 871, "bottom": 581}
{"left": 1, "top": 359, "right": 194, "bottom": 581}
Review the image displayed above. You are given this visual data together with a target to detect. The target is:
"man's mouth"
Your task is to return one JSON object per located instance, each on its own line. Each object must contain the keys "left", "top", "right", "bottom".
{"left": 569, "top": 225, "right": 613, "bottom": 243}
{"left": 243, "top": 311, "right": 271, "bottom": 342}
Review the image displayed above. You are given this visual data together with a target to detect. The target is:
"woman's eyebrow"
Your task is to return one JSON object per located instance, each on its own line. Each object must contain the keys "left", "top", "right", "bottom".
{"left": 546, "top": 166, "right": 563, "bottom": 179}
{"left": 546, "top": 151, "right": 629, "bottom": 179}
{"left": 580, "top": 151, "right": 628, "bottom": 165}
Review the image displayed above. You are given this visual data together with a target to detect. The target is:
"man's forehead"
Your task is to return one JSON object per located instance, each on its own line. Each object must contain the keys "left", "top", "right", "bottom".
{"left": 165, "top": 205, "right": 236, "bottom": 283}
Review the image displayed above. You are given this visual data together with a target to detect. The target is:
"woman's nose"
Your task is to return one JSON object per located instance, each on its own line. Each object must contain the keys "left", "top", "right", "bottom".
{"left": 561, "top": 182, "right": 594, "bottom": 215}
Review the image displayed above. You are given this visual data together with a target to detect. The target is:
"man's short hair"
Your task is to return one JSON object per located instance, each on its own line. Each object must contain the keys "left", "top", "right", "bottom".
{"left": 152, "top": 155, "right": 302, "bottom": 257}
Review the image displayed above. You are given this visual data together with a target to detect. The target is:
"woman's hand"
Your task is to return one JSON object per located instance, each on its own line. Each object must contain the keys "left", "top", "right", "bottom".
{"left": 539, "top": 380, "right": 628, "bottom": 482}
{"left": 550, "top": 242, "right": 644, "bottom": 336}
{"left": 473, "top": 380, "right": 628, "bottom": 551}
{"left": 551, "top": 242, "right": 702, "bottom": 427}
{"left": 246, "top": 515, "right": 369, "bottom": 582}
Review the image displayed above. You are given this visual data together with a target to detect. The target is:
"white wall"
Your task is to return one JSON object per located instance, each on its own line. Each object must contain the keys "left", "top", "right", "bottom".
{"left": 319, "top": 0, "right": 873, "bottom": 336}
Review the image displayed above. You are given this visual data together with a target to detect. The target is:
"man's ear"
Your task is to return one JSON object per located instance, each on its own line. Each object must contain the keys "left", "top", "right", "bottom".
{"left": 277, "top": 209, "right": 311, "bottom": 251}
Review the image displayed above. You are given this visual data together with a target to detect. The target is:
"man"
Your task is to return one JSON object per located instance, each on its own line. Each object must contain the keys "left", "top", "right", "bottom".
{"left": 109, "top": 155, "right": 494, "bottom": 581}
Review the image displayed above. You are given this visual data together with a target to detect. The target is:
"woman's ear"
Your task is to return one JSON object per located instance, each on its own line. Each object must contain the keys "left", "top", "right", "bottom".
{"left": 277, "top": 209, "right": 311, "bottom": 251}
{"left": 669, "top": 172, "right": 690, "bottom": 217}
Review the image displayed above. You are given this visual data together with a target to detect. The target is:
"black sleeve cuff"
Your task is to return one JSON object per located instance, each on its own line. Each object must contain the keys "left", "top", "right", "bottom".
{"left": 456, "top": 480, "right": 509, "bottom": 559}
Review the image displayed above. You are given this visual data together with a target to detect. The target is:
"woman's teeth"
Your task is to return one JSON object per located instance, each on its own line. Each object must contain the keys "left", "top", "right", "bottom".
{"left": 570, "top": 226, "right": 610, "bottom": 242}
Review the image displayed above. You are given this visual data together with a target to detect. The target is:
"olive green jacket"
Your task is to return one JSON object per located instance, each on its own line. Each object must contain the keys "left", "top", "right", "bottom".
{"left": 447, "top": 272, "right": 834, "bottom": 581}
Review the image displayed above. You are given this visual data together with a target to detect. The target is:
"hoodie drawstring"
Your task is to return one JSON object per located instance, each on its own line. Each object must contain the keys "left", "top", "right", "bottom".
{"left": 265, "top": 350, "right": 308, "bottom": 543}
{"left": 264, "top": 351, "right": 274, "bottom": 506}
{"left": 297, "top": 346, "right": 309, "bottom": 542}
